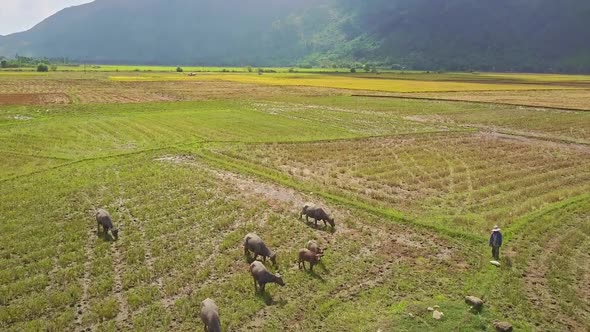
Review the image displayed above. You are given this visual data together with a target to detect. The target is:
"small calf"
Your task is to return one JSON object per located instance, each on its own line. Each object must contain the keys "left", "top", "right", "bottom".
{"left": 298, "top": 248, "right": 322, "bottom": 271}
{"left": 301, "top": 204, "right": 335, "bottom": 228}
{"left": 249, "top": 261, "right": 285, "bottom": 293}
{"left": 95, "top": 209, "right": 119, "bottom": 239}
{"left": 200, "top": 298, "right": 221, "bottom": 332}
{"left": 244, "top": 233, "right": 276, "bottom": 264}
{"left": 306, "top": 240, "right": 325, "bottom": 260}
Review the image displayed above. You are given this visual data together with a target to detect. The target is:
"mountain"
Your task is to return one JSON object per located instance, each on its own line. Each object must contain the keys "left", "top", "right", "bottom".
{"left": 1, "top": 0, "right": 589, "bottom": 72}
{"left": 333, "top": 0, "right": 590, "bottom": 72}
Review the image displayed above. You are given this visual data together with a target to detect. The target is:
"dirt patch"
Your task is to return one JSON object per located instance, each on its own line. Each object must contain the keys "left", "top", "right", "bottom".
{"left": 0, "top": 93, "right": 71, "bottom": 105}
{"left": 405, "top": 115, "right": 457, "bottom": 125}
{"left": 11, "top": 114, "right": 34, "bottom": 121}
{"left": 211, "top": 169, "right": 309, "bottom": 209}
{"left": 154, "top": 154, "right": 197, "bottom": 164}
{"left": 156, "top": 154, "right": 310, "bottom": 211}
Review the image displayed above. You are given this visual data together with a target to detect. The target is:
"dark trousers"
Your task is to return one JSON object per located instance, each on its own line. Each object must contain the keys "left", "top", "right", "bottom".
{"left": 491, "top": 246, "right": 500, "bottom": 260}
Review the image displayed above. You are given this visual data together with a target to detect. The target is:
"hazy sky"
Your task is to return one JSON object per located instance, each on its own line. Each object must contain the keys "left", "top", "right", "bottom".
{"left": 0, "top": 0, "right": 93, "bottom": 36}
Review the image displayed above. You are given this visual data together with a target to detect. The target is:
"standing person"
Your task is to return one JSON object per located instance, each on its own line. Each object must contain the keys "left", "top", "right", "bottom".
{"left": 489, "top": 225, "right": 503, "bottom": 261}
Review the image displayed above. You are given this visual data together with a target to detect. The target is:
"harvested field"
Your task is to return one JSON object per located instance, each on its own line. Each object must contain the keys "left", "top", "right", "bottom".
{"left": 0, "top": 74, "right": 351, "bottom": 105}
{"left": 385, "top": 89, "right": 590, "bottom": 111}
{"left": 210, "top": 132, "right": 590, "bottom": 235}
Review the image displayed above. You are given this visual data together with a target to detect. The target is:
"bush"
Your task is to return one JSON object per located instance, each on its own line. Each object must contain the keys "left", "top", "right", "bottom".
{"left": 51, "top": 65, "right": 58, "bottom": 71}
{"left": 247, "top": 66, "right": 253, "bottom": 72}
{"left": 37, "top": 64, "right": 49, "bottom": 72}
{"left": 176, "top": 66, "right": 183, "bottom": 73}
{"left": 0, "top": 60, "right": 7, "bottom": 68}
{"left": 350, "top": 67, "right": 357, "bottom": 73}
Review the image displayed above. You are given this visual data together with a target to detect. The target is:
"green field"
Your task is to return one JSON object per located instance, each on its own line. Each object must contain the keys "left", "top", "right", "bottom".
{"left": 0, "top": 70, "right": 589, "bottom": 331}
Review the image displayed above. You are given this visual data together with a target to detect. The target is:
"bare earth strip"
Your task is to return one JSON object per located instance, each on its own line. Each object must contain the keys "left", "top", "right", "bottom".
{"left": 0, "top": 93, "right": 71, "bottom": 105}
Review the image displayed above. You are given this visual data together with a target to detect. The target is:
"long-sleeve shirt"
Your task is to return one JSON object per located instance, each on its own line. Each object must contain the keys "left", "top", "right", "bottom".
{"left": 489, "top": 232, "right": 503, "bottom": 247}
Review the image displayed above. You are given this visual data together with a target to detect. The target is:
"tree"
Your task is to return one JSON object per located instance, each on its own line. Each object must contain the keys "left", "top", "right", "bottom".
{"left": 247, "top": 66, "right": 253, "bottom": 72}
{"left": 0, "top": 60, "right": 7, "bottom": 68}
{"left": 350, "top": 67, "right": 357, "bottom": 73}
{"left": 363, "top": 64, "right": 371, "bottom": 72}
{"left": 176, "top": 66, "right": 183, "bottom": 72}
{"left": 37, "top": 63, "right": 49, "bottom": 72}
{"left": 51, "top": 65, "right": 58, "bottom": 71}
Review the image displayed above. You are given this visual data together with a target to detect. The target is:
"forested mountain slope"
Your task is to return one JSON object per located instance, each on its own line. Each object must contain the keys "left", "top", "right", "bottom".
{"left": 1, "top": 0, "right": 588, "bottom": 72}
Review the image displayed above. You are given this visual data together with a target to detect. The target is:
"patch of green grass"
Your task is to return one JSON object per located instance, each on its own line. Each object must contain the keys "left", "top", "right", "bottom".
{"left": 0, "top": 100, "right": 366, "bottom": 167}
{"left": 127, "top": 286, "right": 161, "bottom": 312}
{"left": 88, "top": 296, "right": 119, "bottom": 323}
